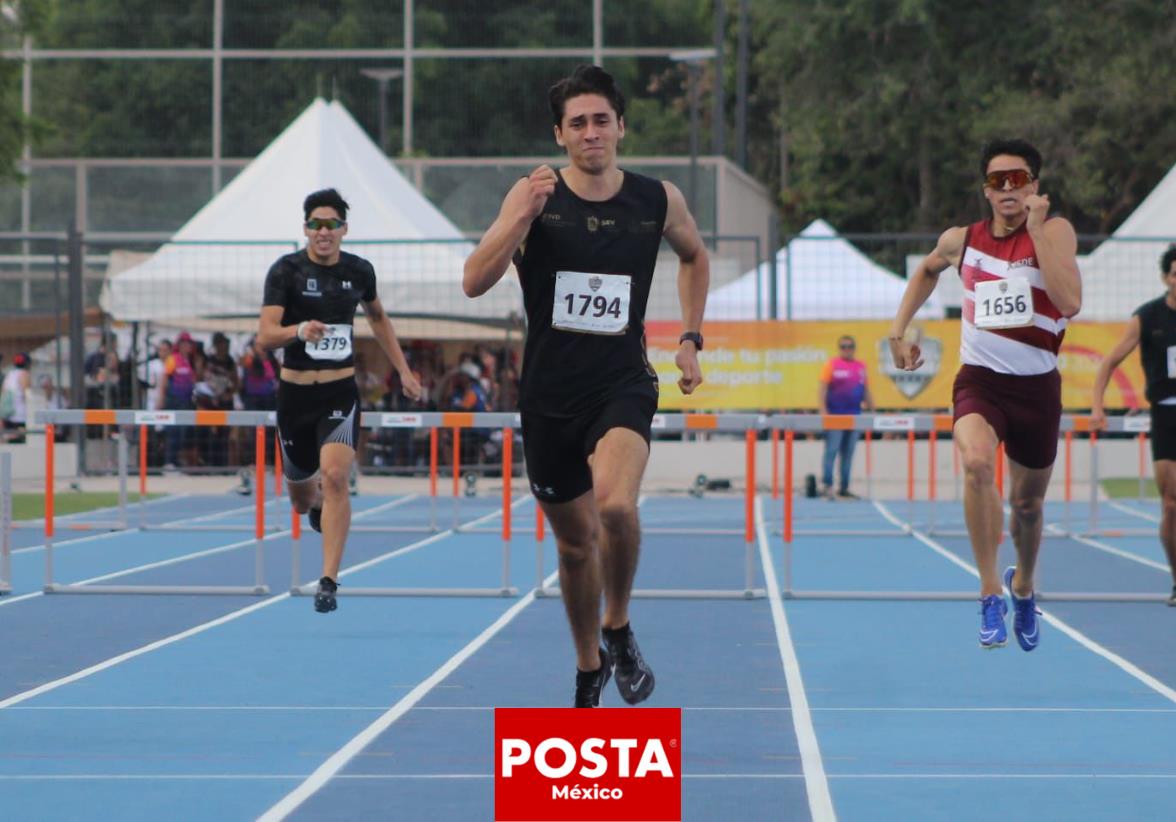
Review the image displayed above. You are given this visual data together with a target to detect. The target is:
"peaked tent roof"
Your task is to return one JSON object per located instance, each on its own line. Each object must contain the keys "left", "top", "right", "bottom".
{"left": 1079, "top": 161, "right": 1176, "bottom": 320}
{"left": 102, "top": 98, "right": 520, "bottom": 323}
{"left": 707, "top": 219, "right": 944, "bottom": 320}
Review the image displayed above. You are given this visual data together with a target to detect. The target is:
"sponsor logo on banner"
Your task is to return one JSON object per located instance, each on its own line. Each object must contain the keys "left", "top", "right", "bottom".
{"left": 134, "top": 411, "right": 176, "bottom": 425}
{"left": 878, "top": 330, "right": 942, "bottom": 399}
{"left": 650, "top": 414, "right": 667, "bottom": 430}
{"left": 380, "top": 413, "right": 423, "bottom": 428}
{"left": 494, "top": 707, "right": 681, "bottom": 822}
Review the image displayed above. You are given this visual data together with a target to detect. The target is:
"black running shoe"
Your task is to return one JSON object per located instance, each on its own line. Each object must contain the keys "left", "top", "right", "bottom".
{"left": 573, "top": 647, "right": 612, "bottom": 708}
{"left": 603, "top": 624, "right": 655, "bottom": 705}
{"left": 308, "top": 507, "right": 322, "bottom": 533}
{"left": 314, "top": 576, "right": 338, "bottom": 613}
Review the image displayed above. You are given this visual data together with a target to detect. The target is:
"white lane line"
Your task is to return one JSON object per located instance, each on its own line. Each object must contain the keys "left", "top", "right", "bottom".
{"left": 2, "top": 772, "right": 1175, "bottom": 781}
{"left": 13, "top": 495, "right": 285, "bottom": 555}
{"left": 1045, "top": 523, "right": 1170, "bottom": 573}
{"left": 876, "top": 500, "right": 1176, "bottom": 707}
{"left": 1108, "top": 500, "right": 1160, "bottom": 524}
{"left": 756, "top": 495, "right": 836, "bottom": 822}
{"left": 0, "top": 503, "right": 518, "bottom": 709}
{"left": 0, "top": 496, "right": 421, "bottom": 609}
{"left": 10, "top": 704, "right": 1175, "bottom": 713}
{"left": 257, "top": 568, "right": 560, "bottom": 822}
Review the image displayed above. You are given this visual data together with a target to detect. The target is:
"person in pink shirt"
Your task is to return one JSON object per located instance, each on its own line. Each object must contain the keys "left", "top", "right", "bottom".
{"left": 818, "top": 335, "right": 873, "bottom": 499}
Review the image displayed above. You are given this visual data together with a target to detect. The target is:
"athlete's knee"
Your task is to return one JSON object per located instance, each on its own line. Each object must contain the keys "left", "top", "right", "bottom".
{"left": 320, "top": 463, "right": 349, "bottom": 496}
{"left": 557, "top": 531, "right": 599, "bottom": 567}
{"left": 1009, "top": 494, "right": 1043, "bottom": 522}
{"left": 960, "top": 451, "right": 995, "bottom": 487}
{"left": 597, "top": 499, "right": 637, "bottom": 536}
{"left": 1161, "top": 491, "right": 1176, "bottom": 516}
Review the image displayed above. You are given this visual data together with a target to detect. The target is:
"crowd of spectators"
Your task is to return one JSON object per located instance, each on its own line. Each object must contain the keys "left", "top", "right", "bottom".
{"left": 64, "top": 333, "right": 522, "bottom": 474}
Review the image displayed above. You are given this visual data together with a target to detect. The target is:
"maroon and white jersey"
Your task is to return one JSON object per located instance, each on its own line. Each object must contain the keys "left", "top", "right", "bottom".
{"left": 959, "top": 219, "right": 1071, "bottom": 375}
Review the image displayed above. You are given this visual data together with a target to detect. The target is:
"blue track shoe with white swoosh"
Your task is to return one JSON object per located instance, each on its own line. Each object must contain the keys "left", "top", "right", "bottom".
{"left": 603, "top": 623, "right": 656, "bottom": 704}
{"left": 1004, "top": 566, "right": 1041, "bottom": 651}
{"left": 978, "top": 594, "right": 1008, "bottom": 649}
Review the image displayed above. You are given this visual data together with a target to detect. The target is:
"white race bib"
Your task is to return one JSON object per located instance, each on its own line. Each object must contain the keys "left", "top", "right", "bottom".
{"left": 552, "top": 271, "right": 630, "bottom": 335}
{"left": 305, "top": 324, "right": 353, "bottom": 361}
{"left": 973, "top": 277, "right": 1034, "bottom": 329}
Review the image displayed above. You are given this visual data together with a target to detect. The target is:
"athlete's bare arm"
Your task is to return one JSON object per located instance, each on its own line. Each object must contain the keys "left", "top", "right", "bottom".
{"left": 257, "top": 305, "right": 325, "bottom": 351}
{"left": 662, "top": 180, "right": 708, "bottom": 394}
{"left": 363, "top": 297, "right": 422, "bottom": 401}
{"left": 1026, "top": 195, "right": 1082, "bottom": 317}
{"left": 463, "top": 165, "right": 558, "bottom": 298}
{"left": 888, "top": 226, "right": 965, "bottom": 371}
{"left": 1091, "top": 314, "right": 1141, "bottom": 429}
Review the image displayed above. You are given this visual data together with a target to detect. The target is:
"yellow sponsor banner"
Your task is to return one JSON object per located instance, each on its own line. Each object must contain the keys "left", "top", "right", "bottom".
{"left": 646, "top": 320, "right": 1145, "bottom": 411}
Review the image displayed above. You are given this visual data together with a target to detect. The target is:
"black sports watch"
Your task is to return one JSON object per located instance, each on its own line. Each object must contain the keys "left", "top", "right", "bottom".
{"left": 678, "top": 331, "right": 704, "bottom": 351}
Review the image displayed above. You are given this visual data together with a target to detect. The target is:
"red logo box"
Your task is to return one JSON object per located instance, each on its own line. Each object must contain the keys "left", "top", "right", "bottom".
{"left": 494, "top": 707, "right": 682, "bottom": 822}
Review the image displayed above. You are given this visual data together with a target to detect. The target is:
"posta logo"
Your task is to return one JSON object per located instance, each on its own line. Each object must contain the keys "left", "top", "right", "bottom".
{"left": 494, "top": 707, "right": 682, "bottom": 821}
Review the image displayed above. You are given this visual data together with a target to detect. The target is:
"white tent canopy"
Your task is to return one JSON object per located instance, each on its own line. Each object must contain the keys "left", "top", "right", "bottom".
{"left": 1079, "top": 162, "right": 1176, "bottom": 320}
{"left": 101, "top": 98, "right": 520, "bottom": 324}
{"left": 708, "top": 219, "right": 944, "bottom": 320}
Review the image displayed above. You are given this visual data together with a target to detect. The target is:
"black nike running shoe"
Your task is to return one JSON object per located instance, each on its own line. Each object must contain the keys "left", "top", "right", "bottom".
{"left": 314, "top": 576, "right": 338, "bottom": 613}
{"left": 308, "top": 506, "right": 322, "bottom": 533}
{"left": 603, "top": 624, "right": 655, "bottom": 705}
{"left": 573, "top": 647, "right": 612, "bottom": 708}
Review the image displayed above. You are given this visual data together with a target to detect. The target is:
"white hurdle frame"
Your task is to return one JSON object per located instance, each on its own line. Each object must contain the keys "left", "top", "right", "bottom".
{"left": 774, "top": 412, "right": 1170, "bottom": 603}
{"left": 534, "top": 413, "right": 767, "bottom": 601}
{"left": 289, "top": 411, "right": 523, "bottom": 599}
{"left": 36, "top": 410, "right": 271, "bottom": 596}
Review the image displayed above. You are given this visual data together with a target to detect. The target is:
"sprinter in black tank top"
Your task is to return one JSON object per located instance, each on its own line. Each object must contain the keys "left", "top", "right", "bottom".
{"left": 257, "top": 188, "right": 422, "bottom": 614}
{"left": 1092, "top": 243, "right": 1176, "bottom": 605}
{"left": 464, "top": 65, "right": 710, "bottom": 708}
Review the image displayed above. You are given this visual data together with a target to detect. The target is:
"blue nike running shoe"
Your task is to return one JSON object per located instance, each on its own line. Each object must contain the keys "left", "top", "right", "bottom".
{"left": 978, "top": 594, "right": 1008, "bottom": 649}
{"left": 1004, "top": 566, "right": 1041, "bottom": 652}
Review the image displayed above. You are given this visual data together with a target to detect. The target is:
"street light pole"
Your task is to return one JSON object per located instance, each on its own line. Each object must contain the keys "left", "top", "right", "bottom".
{"left": 360, "top": 67, "right": 403, "bottom": 154}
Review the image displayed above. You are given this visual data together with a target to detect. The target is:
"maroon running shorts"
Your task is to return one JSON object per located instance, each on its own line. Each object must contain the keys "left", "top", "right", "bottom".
{"left": 952, "top": 364, "right": 1061, "bottom": 470}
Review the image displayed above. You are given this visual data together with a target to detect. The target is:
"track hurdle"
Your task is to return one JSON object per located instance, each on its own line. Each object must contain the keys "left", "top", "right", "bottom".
{"left": 534, "top": 413, "right": 767, "bottom": 601}
{"left": 36, "top": 410, "right": 270, "bottom": 596}
{"left": 290, "top": 411, "right": 523, "bottom": 599}
{"left": 773, "top": 413, "right": 917, "bottom": 537}
{"left": 1083, "top": 414, "right": 1155, "bottom": 537}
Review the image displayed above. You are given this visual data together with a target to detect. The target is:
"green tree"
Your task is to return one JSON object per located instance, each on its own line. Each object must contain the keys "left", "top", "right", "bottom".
{"left": 0, "top": 0, "right": 50, "bottom": 180}
{"left": 747, "top": 0, "right": 1176, "bottom": 236}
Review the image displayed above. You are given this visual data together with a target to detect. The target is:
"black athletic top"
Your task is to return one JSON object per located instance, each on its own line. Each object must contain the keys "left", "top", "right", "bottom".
{"left": 262, "top": 249, "right": 377, "bottom": 372}
{"left": 514, "top": 169, "right": 667, "bottom": 416}
{"left": 1134, "top": 296, "right": 1176, "bottom": 403}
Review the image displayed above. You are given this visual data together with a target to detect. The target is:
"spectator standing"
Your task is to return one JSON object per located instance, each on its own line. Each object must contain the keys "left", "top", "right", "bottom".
{"left": 817, "top": 335, "right": 873, "bottom": 499}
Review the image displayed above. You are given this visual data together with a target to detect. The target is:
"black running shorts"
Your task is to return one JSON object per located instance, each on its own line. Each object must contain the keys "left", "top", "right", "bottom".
{"left": 276, "top": 378, "right": 360, "bottom": 481}
{"left": 1150, "top": 404, "right": 1176, "bottom": 462}
{"left": 521, "top": 383, "right": 658, "bottom": 504}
